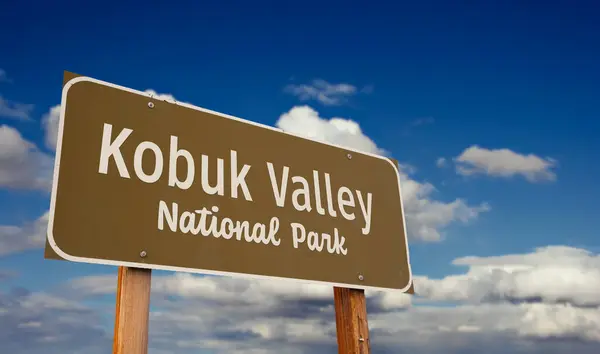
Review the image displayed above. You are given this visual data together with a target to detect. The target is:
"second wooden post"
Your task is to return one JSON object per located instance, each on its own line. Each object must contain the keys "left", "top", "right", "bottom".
{"left": 334, "top": 286, "right": 370, "bottom": 354}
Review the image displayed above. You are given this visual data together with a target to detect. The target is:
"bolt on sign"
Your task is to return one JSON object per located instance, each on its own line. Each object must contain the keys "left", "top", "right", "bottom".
{"left": 45, "top": 71, "right": 413, "bottom": 291}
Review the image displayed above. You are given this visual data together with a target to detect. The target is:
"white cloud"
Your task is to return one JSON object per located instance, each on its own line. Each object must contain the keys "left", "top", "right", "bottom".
{"left": 144, "top": 89, "right": 177, "bottom": 102}
{"left": 276, "top": 105, "right": 386, "bottom": 155}
{"left": 436, "top": 157, "right": 447, "bottom": 168}
{"left": 276, "top": 106, "right": 489, "bottom": 242}
{"left": 0, "top": 287, "right": 110, "bottom": 354}
{"left": 139, "top": 246, "right": 599, "bottom": 348}
{"left": 518, "top": 303, "right": 600, "bottom": 341}
{"left": 4, "top": 285, "right": 597, "bottom": 354}
{"left": 454, "top": 145, "right": 558, "bottom": 182}
{"left": 62, "top": 244, "right": 600, "bottom": 354}
{"left": 67, "top": 272, "right": 411, "bottom": 312}
{"left": 41, "top": 105, "right": 60, "bottom": 151}
{"left": 64, "top": 272, "right": 409, "bottom": 352}
{"left": 415, "top": 245, "right": 600, "bottom": 307}
{"left": 0, "top": 125, "right": 53, "bottom": 191}
{"left": 371, "top": 303, "right": 600, "bottom": 353}
{"left": 149, "top": 301, "right": 600, "bottom": 353}
{"left": 400, "top": 184, "right": 490, "bottom": 242}
{"left": 0, "top": 96, "right": 33, "bottom": 120}
{"left": 284, "top": 79, "right": 366, "bottom": 106}
{"left": 64, "top": 274, "right": 116, "bottom": 296}
{"left": 0, "top": 211, "right": 48, "bottom": 257}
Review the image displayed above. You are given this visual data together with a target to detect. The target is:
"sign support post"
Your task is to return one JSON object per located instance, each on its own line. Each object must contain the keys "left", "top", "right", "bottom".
{"left": 334, "top": 287, "right": 370, "bottom": 354}
{"left": 112, "top": 266, "right": 152, "bottom": 354}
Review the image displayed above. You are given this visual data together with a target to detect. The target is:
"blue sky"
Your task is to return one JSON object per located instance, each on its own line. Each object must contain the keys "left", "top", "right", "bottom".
{"left": 1, "top": 1, "right": 599, "bottom": 353}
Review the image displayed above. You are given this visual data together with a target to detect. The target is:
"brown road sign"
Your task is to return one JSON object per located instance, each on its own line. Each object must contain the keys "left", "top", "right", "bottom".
{"left": 46, "top": 71, "right": 413, "bottom": 291}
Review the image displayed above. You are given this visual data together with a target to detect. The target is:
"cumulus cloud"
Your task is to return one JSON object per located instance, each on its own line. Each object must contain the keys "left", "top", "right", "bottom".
{"left": 0, "top": 211, "right": 48, "bottom": 257}
{"left": 0, "top": 125, "right": 53, "bottom": 191}
{"left": 60, "top": 245, "right": 600, "bottom": 354}
{"left": 150, "top": 302, "right": 599, "bottom": 353}
{"left": 41, "top": 105, "right": 61, "bottom": 151}
{"left": 0, "top": 287, "right": 110, "bottom": 354}
{"left": 284, "top": 79, "right": 367, "bottom": 106}
{"left": 454, "top": 145, "right": 558, "bottom": 182}
{"left": 371, "top": 303, "right": 600, "bottom": 353}
{"left": 276, "top": 106, "right": 489, "bottom": 242}
{"left": 399, "top": 173, "right": 490, "bottom": 241}
{"left": 518, "top": 303, "right": 600, "bottom": 341}
{"left": 64, "top": 272, "right": 408, "bottom": 353}
{"left": 416, "top": 246, "right": 600, "bottom": 307}
{"left": 276, "top": 105, "right": 385, "bottom": 155}
{"left": 150, "top": 245, "right": 597, "bottom": 347}
{"left": 436, "top": 157, "right": 447, "bottom": 168}
{"left": 67, "top": 272, "right": 411, "bottom": 312}
{"left": 0, "top": 96, "right": 33, "bottom": 120}
{"left": 4, "top": 287, "right": 597, "bottom": 354}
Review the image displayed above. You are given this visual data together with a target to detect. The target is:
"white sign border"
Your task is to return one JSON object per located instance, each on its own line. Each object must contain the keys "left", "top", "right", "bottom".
{"left": 47, "top": 75, "right": 413, "bottom": 292}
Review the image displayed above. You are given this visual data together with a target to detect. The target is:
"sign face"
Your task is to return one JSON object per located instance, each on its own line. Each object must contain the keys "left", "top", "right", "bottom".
{"left": 46, "top": 72, "right": 412, "bottom": 291}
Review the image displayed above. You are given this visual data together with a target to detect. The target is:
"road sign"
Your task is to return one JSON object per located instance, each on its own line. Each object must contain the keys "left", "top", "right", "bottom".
{"left": 46, "top": 72, "right": 412, "bottom": 291}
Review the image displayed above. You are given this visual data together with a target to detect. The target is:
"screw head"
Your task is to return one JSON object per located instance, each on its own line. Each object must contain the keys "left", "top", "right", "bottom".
{"left": 148, "top": 102, "right": 155, "bottom": 108}
{"left": 140, "top": 251, "right": 147, "bottom": 258}
{"left": 347, "top": 153, "right": 352, "bottom": 159}
{"left": 358, "top": 274, "right": 364, "bottom": 281}
{"left": 359, "top": 337, "right": 365, "bottom": 342}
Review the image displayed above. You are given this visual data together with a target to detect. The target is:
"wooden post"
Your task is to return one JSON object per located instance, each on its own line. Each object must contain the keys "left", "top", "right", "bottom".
{"left": 113, "top": 266, "right": 152, "bottom": 354}
{"left": 334, "top": 287, "right": 370, "bottom": 354}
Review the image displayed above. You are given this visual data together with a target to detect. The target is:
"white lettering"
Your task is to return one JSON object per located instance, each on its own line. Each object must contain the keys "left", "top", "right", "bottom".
{"left": 208, "top": 206, "right": 221, "bottom": 237}
{"left": 180, "top": 211, "right": 198, "bottom": 234}
{"left": 157, "top": 200, "right": 281, "bottom": 247}
{"left": 220, "top": 218, "right": 234, "bottom": 239}
{"left": 133, "top": 141, "right": 163, "bottom": 183}
{"left": 168, "top": 135, "right": 195, "bottom": 190}
{"left": 267, "top": 162, "right": 289, "bottom": 207}
{"left": 338, "top": 186, "right": 356, "bottom": 221}
{"left": 356, "top": 190, "right": 373, "bottom": 235}
{"left": 291, "top": 222, "right": 306, "bottom": 249}
{"left": 201, "top": 155, "right": 224, "bottom": 196}
{"left": 268, "top": 217, "right": 281, "bottom": 246}
{"left": 291, "top": 176, "right": 311, "bottom": 212}
{"left": 307, "top": 231, "right": 324, "bottom": 252}
{"left": 230, "top": 150, "right": 252, "bottom": 201}
{"left": 323, "top": 173, "right": 337, "bottom": 217}
{"left": 332, "top": 228, "right": 348, "bottom": 255}
{"left": 312, "top": 170, "right": 326, "bottom": 215}
{"left": 158, "top": 200, "right": 178, "bottom": 231}
{"left": 98, "top": 123, "right": 132, "bottom": 178}
{"left": 289, "top": 222, "right": 347, "bottom": 255}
